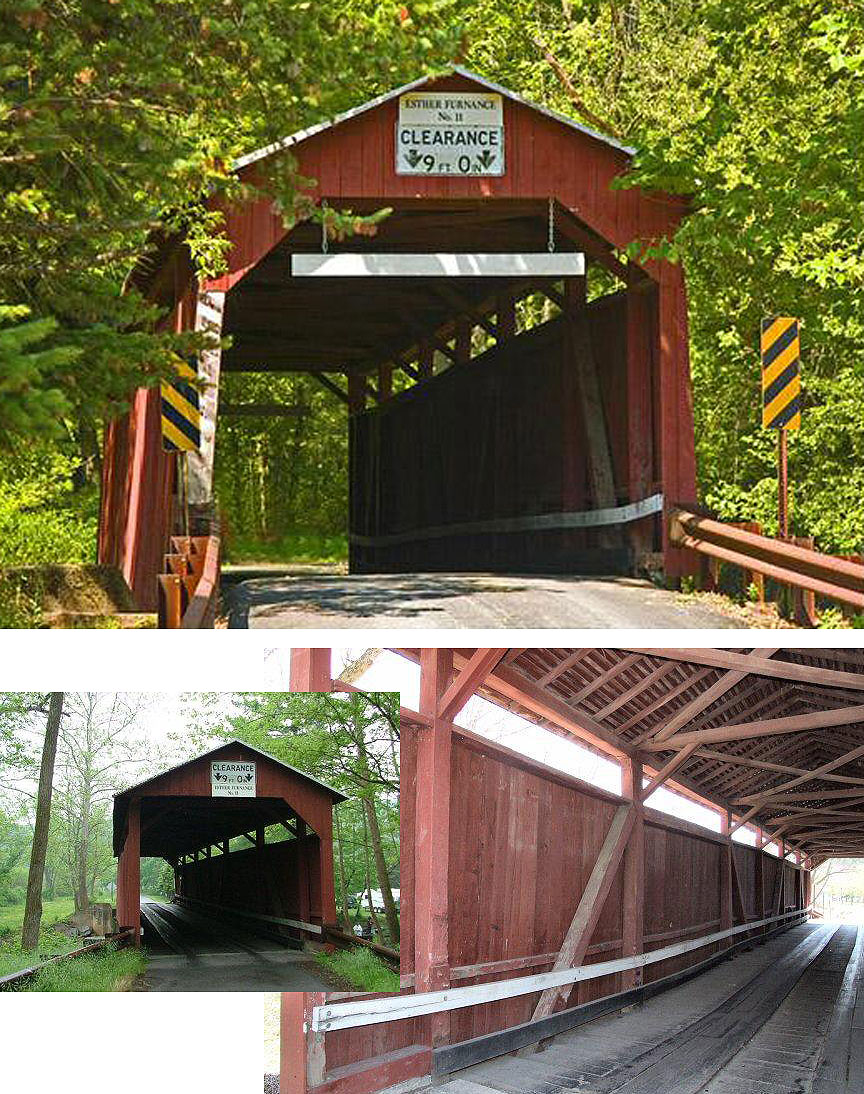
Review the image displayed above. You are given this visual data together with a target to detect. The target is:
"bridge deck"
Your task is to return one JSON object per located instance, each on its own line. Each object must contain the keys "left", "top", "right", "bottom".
{"left": 224, "top": 572, "right": 745, "bottom": 629}
{"left": 139, "top": 899, "right": 329, "bottom": 992}
{"left": 421, "top": 924, "right": 863, "bottom": 1094}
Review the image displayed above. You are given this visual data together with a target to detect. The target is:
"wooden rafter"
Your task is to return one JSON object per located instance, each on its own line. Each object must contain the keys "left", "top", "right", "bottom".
{"left": 645, "top": 703, "right": 864, "bottom": 751}
{"left": 621, "top": 649, "right": 864, "bottom": 690}
{"left": 645, "top": 649, "right": 781, "bottom": 744}
{"left": 730, "top": 741, "right": 864, "bottom": 833}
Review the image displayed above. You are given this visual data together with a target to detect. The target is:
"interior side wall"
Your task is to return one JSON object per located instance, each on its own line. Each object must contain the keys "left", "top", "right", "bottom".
{"left": 176, "top": 834, "right": 323, "bottom": 926}
{"left": 350, "top": 292, "right": 644, "bottom": 576}
{"left": 446, "top": 735, "right": 624, "bottom": 1043}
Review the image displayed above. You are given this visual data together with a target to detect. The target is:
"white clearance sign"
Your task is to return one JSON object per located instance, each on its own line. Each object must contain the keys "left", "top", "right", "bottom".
{"left": 396, "top": 91, "right": 504, "bottom": 177}
{"left": 211, "top": 761, "right": 256, "bottom": 798}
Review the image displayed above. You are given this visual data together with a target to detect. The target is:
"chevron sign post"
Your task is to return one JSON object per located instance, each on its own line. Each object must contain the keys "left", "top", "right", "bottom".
{"left": 761, "top": 317, "right": 802, "bottom": 539}
{"left": 211, "top": 761, "right": 257, "bottom": 798}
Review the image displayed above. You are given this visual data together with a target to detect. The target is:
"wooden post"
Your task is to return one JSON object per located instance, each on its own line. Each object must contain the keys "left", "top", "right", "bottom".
{"left": 415, "top": 648, "right": 454, "bottom": 1047}
{"left": 187, "top": 289, "right": 225, "bottom": 511}
{"left": 419, "top": 341, "right": 434, "bottom": 379}
{"left": 657, "top": 264, "right": 698, "bottom": 579}
{"left": 497, "top": 290, "right": 516, "bottom": 341}
{"left": 621, "top": 757, "right": 645, "bottom": 989}
{"left": 290, "top": 649, "right": 332, "bottom": 692}
{"left": 454, "top": 315, "right": 472, "bottom": 364}
{"left": 719, "top": 810, "right": 733, "bottom": 956}
{"left": 348, "top": 372, "right": 366, "bottom": 414}
{"left": 280, "top": 992, "right": 326, "bottom": 1094}
{"left": 116, "top": 797, "right": 141, "bottom": 943}
{"left": 626, "top": 282, "right": 655, "bottom": 559}
{"left": 377, "top": 363, "right": 393, "bottom": 402}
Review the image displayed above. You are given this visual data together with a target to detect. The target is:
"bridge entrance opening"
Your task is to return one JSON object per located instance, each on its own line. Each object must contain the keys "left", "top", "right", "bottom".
{"left": 100, "top": 68, "right": 699, "bottom": 611}
{"left": 113, "top": 740, "right": 345, "bottom": 954}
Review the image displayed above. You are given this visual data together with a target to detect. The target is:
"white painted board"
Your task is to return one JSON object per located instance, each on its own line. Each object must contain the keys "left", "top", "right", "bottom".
{"left": 290, "top": 253, "right": 585, "bottom": 277}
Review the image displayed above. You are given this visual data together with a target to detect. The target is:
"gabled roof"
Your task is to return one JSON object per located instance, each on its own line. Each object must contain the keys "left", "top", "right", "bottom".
{"left": 114, "top": 738, "right": 347, "bottom": 803}
{"left": 232, "top": 65, "right": 635, "bottom": 173}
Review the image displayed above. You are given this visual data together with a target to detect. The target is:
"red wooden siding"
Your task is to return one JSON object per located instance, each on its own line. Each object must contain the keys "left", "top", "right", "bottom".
{"left": 178, "top": 835, "right": 324, "bottom": 927}
{"left": 114, "top": 743, "right": 339, "bottom": 936}
{"left": 99, "top": 71, "right": 697, "bottom": 596}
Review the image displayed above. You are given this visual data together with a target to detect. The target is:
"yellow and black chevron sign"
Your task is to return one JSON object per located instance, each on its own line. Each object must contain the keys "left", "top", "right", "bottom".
{"left": 761, "top": 316, "right": 801, "bottom": 430}
{"left": 161, "top": 359, "right": 201, "bottom": 453}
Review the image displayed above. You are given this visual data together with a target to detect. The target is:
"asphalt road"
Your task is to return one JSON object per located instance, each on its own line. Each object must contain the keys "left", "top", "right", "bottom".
{"left": 223, "top": 571, "right": 746, "bottom": 629}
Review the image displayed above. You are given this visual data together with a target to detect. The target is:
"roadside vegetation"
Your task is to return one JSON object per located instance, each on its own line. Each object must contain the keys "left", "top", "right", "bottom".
{"left": 1, "top": 2, "right": 861, "bottom": 591}
{"left": 315, "top": 946, "right": 400, "bottom": 993}
{"left": 10, "top": 944, "right": 147, "bottom": 992}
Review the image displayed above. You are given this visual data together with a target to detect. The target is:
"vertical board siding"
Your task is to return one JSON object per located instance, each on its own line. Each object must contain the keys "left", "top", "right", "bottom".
{"left": 643, "top": 823, "right": 723, "bottom": 980}
{"left": 350, "top": 293, "right": 634, "bottom": 575}
{"left": 319, "top": 728, "right": 809, "bottom": 1090}
{"left": 178, "top": 834, "right": 323, "bottom": 925}
{"left": 446, "top": 733, "right": 623, "bottom": 1043}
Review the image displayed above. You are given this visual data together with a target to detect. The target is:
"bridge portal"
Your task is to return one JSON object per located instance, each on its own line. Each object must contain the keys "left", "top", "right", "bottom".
{"left": 113, "top": 740, "right": 345, "bottom": 945}
{"left": 100, "top": 68, "right": 698, "bottom": 611}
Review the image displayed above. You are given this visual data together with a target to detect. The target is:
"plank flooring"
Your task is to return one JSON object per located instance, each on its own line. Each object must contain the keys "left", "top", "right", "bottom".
{"left": 422, "top": 924, "right": 863, "bottom": 1094}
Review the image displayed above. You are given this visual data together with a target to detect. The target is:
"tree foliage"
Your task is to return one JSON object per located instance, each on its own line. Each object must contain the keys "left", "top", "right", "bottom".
{"left": 462, "top": 0, "right": 864, "bottom": 552}
{"left": 0, "top": 0, "right": 464, "bottom": 440}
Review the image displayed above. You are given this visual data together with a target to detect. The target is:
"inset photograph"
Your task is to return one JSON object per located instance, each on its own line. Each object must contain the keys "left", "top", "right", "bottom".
{"left": 0, "top": 673, "right": 400, "bottom": 999}
{"left": 280, "top": 645, "right": 864, "bottom": 1094}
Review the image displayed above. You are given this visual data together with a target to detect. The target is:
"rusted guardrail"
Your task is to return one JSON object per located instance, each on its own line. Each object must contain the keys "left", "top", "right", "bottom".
{"left": 324, "top": 925, "right": 400, "bottom": 965}
{"left": 669, "top": 507, "right": 864, "bottom": 615}
{"left": 0, "top": 929, "right": 134, "bottom": 990}
{"left": 157, "top": 533, "right": 221, "bottom": 628}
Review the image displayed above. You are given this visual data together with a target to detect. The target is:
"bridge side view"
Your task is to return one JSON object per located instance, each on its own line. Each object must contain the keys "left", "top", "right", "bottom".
{"left": 282, "top": 647, "right": 864, "bottom": 1094}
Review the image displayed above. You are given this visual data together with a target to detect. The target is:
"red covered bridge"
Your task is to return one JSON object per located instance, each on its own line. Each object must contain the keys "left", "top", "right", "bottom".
{"left": 113, "top": 740, "right": 344, "bottom": 962}
{"left": 282, "top": 647, "right": 864, "bottom": 1094}
{"left": 100, "top": 68, "right": 698, "bottom": 612}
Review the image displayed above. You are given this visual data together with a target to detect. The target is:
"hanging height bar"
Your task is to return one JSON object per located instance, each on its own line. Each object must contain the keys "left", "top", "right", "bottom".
{"left": 290, "top": 253, "right": 586, "bottom": 277}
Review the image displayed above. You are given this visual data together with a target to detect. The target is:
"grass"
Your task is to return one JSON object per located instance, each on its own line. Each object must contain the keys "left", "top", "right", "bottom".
{"left": 12, "top": 944, "right": 148, "bottom": 991}
{"left": 315, "top": 946, "right": 399, "bottom": 993}
{"left": 223, "top": 531, "right": 348, "bottom": 566}
{"left": 0, "top": 898, "right": 75, "bottom": 934}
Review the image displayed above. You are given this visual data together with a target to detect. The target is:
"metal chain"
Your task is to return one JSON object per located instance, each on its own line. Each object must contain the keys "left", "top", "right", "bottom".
{"left": 548, "top": 196, "right": 555, "bottom": 253}
{"left": 321, "top": 199, "right": 329, "bottom": 254}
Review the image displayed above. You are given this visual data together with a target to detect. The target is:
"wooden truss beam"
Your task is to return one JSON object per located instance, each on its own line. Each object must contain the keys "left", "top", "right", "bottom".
{"left": 437, "top": 648, "right": 507, "bottom": 722}
{"left": 730, "top": 741, "right": 864, "bottom": 833}
{"left": 530, "top": 803, "right": 636, "bottom": 1021}
{"left": 621, "top": 649, "right": 864, "bottom": 690}
{"left": 641, "top": 743, "right": 699, "bottom": 800}
{"left": 735, "top": 787, "right": 864, "bottom": 805}
{"left": 645, "top": 702, "right": 864, "bottom": 751}
{"left": 645, "top": 649, "right": 781, "bottom": 744}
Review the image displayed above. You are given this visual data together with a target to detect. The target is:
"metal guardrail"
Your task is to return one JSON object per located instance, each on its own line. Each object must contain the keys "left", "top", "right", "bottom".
{"left": 669, "top": 507, "right": 864, "bottom": 614}
{"left": 157, "top": 533, "right": 221, "bottom": 628}
{"left": 312, "top": 907, "right": 811, "bottom": 1031}
{"left": 0, "top": 929, "right": 135, "bottom": 990}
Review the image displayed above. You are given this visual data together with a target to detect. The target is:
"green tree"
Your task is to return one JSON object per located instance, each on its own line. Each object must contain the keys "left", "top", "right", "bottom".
{"left": 0, "top": 0, "right": 464, "bottom": 443}
{"left": 183, "top": 684, "right": 401, "bottom": 944}
{"left": 462, "top": 0, "right": 864, "bottom": 553}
